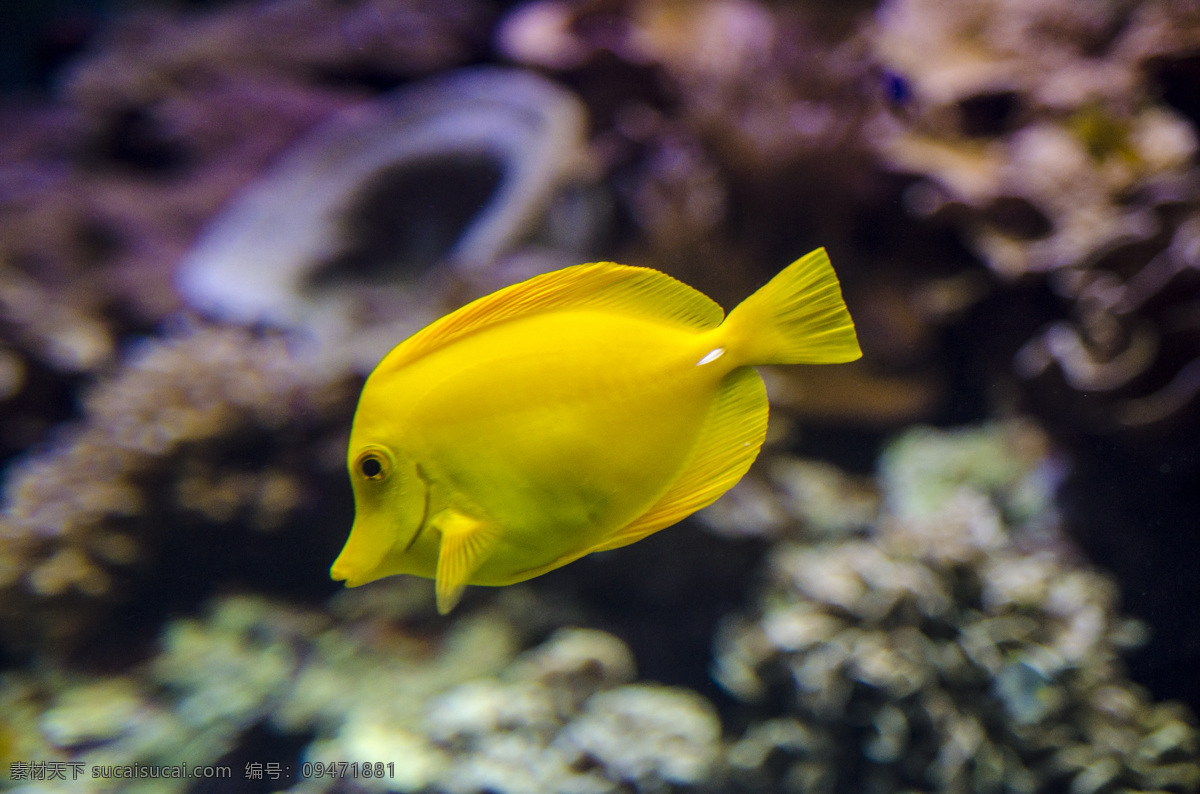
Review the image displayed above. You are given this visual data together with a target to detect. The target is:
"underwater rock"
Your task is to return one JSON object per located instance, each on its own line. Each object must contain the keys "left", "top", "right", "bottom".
{"left": 714, "top": 421, "right": 1200, "bottom": 793}
{"left": 3, "top": 417, "right": 1195, "bottom": 794}
{"left": 37, "top": 677, "right": 175, "bottom": 755}
{"left": 505, "top": 627, "right": 638, "bottom": 716}
{"left": 500, "top": 0, "right": 871, "bottom": 169}
{"left": 869, "top": 0, "right": 1200, "bottom": 256}
{"left": 9, "top": 674, "right": 190, "bottom": 793}
{"left": 153, "top": 596, "right": 313, "bottom": 734}
{"left": 66, "top": 0, "right": 488, "bottom": 108}
{"left": 177, "top": 66, "right": 597, "bottom": 372}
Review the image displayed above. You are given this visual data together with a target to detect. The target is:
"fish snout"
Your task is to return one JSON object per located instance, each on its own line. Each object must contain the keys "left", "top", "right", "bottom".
{"left": 330, "top": 520, "right": 392, "bottom": 587}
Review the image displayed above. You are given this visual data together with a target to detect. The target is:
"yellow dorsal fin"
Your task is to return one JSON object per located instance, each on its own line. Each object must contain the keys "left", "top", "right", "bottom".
{"left": 432, "top": 509, "right": 498, "bottom": 614}
{"left": 379, "top": 263, "right": 724, "bottom": 371}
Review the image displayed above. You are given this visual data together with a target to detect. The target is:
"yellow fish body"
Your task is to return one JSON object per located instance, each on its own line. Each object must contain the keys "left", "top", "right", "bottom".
{"left": 331, "top": 249, "right": 861, "bottom": 613}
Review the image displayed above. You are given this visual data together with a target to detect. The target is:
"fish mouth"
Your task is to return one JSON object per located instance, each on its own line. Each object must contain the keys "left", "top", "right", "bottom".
{"left": 329, "top": 558, "right": 365, "bottom": 587}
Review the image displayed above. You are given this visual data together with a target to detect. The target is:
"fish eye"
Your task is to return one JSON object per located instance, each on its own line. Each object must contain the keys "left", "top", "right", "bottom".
{"left": 361, "top": 456, "right": 383, "bottom": 479}
{"left": 354, "top": 448, "right": 391, "bottom": 482}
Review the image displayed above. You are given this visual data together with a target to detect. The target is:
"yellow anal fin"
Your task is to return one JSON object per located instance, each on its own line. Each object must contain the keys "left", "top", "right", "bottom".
{"left": 500, "top": 369, "right": 767, "bottom": 586}
{"left": 433, "top": 509, "right": 498, "bottom": 614}
{"left": 589, "top": 366, "right": 769, "bottom": 553}
{"left": 378, "top": 263, "right": 724, "bottom": 372}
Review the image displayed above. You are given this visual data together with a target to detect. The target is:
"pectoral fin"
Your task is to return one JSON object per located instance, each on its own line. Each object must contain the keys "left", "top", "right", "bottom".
{"left": 432, "top": 509, "right": 499, "bottom": 614}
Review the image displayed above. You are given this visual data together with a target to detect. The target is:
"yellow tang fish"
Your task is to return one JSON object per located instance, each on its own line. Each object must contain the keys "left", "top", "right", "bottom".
{"left": 331, "top": 248, "right": 861, "bottom": 613}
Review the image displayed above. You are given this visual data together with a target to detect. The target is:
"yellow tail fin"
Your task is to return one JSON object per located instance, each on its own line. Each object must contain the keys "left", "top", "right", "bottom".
{"left": 723, "top": 248, "right": 861, "bottom": 366}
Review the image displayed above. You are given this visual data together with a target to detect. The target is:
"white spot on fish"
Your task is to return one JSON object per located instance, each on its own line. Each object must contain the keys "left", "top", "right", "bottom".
{"left": 695, "top": 347, "right": 725, "bottom": 366}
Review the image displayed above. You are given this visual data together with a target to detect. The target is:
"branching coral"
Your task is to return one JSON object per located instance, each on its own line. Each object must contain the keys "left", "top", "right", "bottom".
{"left": 713, "top": 421, "right": 1199, "bottom": 793}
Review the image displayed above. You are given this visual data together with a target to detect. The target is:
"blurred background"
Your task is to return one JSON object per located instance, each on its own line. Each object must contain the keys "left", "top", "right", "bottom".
{"left": 0, "top": 1, "right": 1198, "bottom": 792}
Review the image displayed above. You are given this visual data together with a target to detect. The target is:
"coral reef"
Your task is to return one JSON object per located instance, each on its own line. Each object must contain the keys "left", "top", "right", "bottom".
{"left": 0, "top": 587, "right": 517, "bottom": 793}
{"left": 699, "top": 455, "right": 880, "bottom": 541}
{"left": 0, "top": 3, "right": 1197, "bottom": 794}
{"left": 349, "top": 627, "right": 721, "bottom": 794}
{"left": 499, "top": 0, "right": 871, "bottom": 174}
{"left": 0, "top": 1, "right": 604, "bottom": 654}
{"left": 5, "top": 420, "right": 1195, "bottom": 794}
{"left": 714, "top": 421, "right": 1199, "bottom": 793}
{"left": 867, "top": 0, "right": 1200, "bottom": 429}
{"left": 859, "top": 0, "right": 1200, "bottom": 676}
{"left": 0, "top": 324, "right": 353, "bottom": 654}
{"left": 0, "top": 0, "right": 489, "bottom": 472}
{"left": 0, "top": 589, "right": 720, "bottom": 794}
{"left": 498, "top": 0, "right": 877, "bottom": 267}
